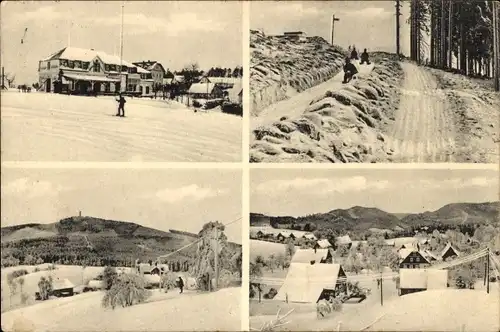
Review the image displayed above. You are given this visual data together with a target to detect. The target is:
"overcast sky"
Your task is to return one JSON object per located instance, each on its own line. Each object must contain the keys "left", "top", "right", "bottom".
{"left": 251, "top": 168, "right": 499, "bottom": 217}
{"left": 251, "top": 1, "right": 410, "bottom": 55}
{"left": 0, "top": 1, "right": 242, "bottom": 85}
{"left": 1, "top": 168, "right": 242, "bottom": 243}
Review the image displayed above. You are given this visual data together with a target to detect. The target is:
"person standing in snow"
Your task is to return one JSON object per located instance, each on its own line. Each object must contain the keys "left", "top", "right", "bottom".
{"left": 116, "top": 93, "right": 126, "bottom": 117}
{"left": 177, "top": 276, "right": 184, "bottom": 294}
{"left": 350, "top": 45, "right": 359, "bottom": 60}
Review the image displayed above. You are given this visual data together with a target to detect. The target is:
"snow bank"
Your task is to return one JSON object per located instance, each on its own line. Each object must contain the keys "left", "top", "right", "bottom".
{"left": 250, "top": 30, "right": 346, "bottom": 116}
{"left": 250, "top": 56, "right": 404, "bottom": 163}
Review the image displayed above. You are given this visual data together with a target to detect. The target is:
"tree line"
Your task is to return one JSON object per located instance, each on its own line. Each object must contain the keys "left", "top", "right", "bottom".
{"left": 408, "top": 0, "right": 498, "bottom": 78}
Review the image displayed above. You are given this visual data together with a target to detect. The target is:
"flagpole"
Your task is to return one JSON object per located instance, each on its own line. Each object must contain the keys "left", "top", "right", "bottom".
{"left": 119, "top": 1, "right": 125, "bottom": 93}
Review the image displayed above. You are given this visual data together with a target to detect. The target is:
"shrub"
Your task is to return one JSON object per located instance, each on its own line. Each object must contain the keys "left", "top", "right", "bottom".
{"left": 34, "top": 267, "right": 41, "bottom": 273}
{"left": 193, "top": 100, "right": 202, "bottom": 108}
{"left": 160, "top": 272, "right": 177, "bottom": 291}
{"left": 37, "top": 276, "right": 53, "bottom": 300}
{"left": 8, "top": 269, "right": 29, "bottom": 280}
{"left": 102, "top": 274, "right": 151, "bottom": 309}
{"left": 102, "top": 266, "right": 118, "bottom": 290}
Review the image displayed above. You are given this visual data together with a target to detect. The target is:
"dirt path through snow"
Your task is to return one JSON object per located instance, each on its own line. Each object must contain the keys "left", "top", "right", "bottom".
{"left": 388, "top": 62, "right": 455, "bottom": 162}
{"left": 251, "top": 61, "right": 375, "bottom": 131}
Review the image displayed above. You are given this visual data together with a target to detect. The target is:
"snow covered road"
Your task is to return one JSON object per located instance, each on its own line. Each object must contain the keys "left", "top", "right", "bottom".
{"left": 1, "top": 92, "right": 242, "bottom": 162}
{"left": 251, "top": 61, "right": 375, "bottom": 131}
{"left": 388, "top": 62, "right": 456, "bottom": 162}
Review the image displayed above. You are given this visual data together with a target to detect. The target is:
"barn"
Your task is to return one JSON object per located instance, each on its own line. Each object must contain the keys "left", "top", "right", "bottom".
{"left": 315, "top": 239, "right": 332, "bottom": 249}
{"left": 399, "top": 268, "right": 448, "bottom": 296}
{"left": 188, "top": 83, "right": 224, "bottom": 99}
{"left": 51, "top": 278, "right": 75, "bottom": 297}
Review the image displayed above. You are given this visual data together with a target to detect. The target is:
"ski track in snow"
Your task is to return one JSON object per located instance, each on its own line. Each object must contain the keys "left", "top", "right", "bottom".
{"left": 388, "top": 62, "right": 455, "bottom": 163}
{"left": 1, "top": 92, "right": 241, "bottom": 162}
{"left": 251, "top": 61, "right": 375, "bottom": 131}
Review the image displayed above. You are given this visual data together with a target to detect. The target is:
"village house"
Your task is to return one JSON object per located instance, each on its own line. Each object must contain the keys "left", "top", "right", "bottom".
{"left": 336, "top": 235, "right": 352, "bottom": 248}
{"left": 187, "top": 83, "right": 224, "bottom": 100}
{"left": 226, "top": 81, "right": 243, "bottom": 104}
{"left": 274, "top": 263, "right": 347, "bottom": 303}
{"left": 199, "top": 76, "right": 241, "bottom": 89}
{"left": 38, "top": 46, "right": 155, "bottom": 97}
{"left": 132, "top": 60, "right": 166, "bottom": 87}
{"left": 399, "top": 268, "right": 448, "bottom": 296}
{"left": 314, "top": 239, "right": 332, "bottom": 250}
{"left": 440, "top": 242, "right": 461, "bottom": 261}
{"left": 399, "top": 249, "right": 431, "bottom": 269}
{"left": 291, "top": 248, "right": 332, "bottom": 265}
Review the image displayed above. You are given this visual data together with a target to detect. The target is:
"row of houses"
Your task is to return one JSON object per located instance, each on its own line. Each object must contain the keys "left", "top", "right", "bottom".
{"left": 38, "top": 46, "right": 242, "bottom": 103}
{"left": 398, "top": 242, "right": 461, "bottom": 269}
{"left": 250, "top": 226, "right": 318, "bottom": 243}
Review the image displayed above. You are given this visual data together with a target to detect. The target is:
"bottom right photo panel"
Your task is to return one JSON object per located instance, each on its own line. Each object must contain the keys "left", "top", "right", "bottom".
{"left": 249, "top": 168, "right": 499, "bottom": 332}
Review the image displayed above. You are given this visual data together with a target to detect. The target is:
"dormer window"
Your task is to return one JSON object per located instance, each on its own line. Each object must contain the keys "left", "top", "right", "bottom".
{"left": 68, "top": 60, "right": 74, "bottom": 69}
{"left": 93, "top": 60, "right": 100, "bottom": 72}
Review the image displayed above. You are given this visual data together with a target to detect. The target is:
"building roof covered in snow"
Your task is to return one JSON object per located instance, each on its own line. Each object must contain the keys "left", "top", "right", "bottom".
{"left": 42, "top": 47, "right": 136, "bottom": 68}
{"left": 133, "top": 61, "right": 166, "bottom": 73}
{"left": 303, "top": 233, "right": 317, "bottom": 240}
{"left": 274, "top": 263, "right": 345, "bottom": 303}
{"left": 336, "top": 235, "right": 352, "bottom": 245}
{"left": 291, "top": 248, "right": 329, "bottom": 264}
{"left": 204, "top": 77, "right": 241, "bottom": 85}
{"left": 399, "top": 249, "right": 431, "bottom": 264}
{"left": 351, "top": 240, "right": 367, "bottom": 249}
{"left": 440, "top": 242, "right": 461, "bottom": 260}
{"left": 52, "top": 278, "right": 75, "bottom": 291}
{"left": 316, "top": 239, "right": 332, "bottom": 249}
{"left": 188, "top": 83, "right": 218, "bottom": 94}
{"left": 400, "top": 269, "right": 448, "bottom": 290}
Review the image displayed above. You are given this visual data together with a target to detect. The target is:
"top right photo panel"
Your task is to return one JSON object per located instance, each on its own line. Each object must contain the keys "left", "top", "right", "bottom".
{"left": 249, "top": 1, "right": 500, "bottom": 164}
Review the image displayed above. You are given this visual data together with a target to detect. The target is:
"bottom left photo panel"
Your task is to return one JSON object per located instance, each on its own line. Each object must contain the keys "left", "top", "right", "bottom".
{"left": 1, "top": 167, "right": 242, "bottom": 332}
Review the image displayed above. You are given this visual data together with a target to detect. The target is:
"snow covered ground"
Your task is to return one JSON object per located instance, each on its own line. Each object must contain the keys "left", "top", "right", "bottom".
{"left": 1, "top": 287, "right": 241, "bottom": 331}
{"left": 1, "top": 91, "right": 241, "bottom": 162}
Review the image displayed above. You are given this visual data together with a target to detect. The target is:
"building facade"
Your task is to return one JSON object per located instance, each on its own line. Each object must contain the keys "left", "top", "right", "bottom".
{"left": 38, "top": 47, "right": 156, "bottom": 97}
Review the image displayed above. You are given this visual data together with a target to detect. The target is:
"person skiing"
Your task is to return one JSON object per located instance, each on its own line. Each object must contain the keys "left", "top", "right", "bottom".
{"left": 342, "top": 57, "right": 358, "bottom": 84}
{"left": 360, "top": 48, "right": 371, "bottom": 65}
{"left": 350, "top": 45, "right": 359, "bottom": 60}
{"left": 116, "top": 93, "right": 126, "bottom": 117}
{"left": 177, "top": 276, "right": 184, "bottom": 294}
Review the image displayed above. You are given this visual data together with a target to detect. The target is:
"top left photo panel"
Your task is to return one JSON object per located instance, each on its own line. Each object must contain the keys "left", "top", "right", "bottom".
{"left": 0, "top": 1, "right": 243, "bottom": 162}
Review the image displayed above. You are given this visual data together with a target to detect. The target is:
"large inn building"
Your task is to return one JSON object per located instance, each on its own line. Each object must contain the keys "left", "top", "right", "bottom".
{"left": 38, "top": 47, "right": 167, "bottom": 97}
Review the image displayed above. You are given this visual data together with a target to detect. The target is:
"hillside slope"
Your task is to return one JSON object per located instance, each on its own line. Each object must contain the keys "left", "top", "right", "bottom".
{"left": 1, "top": 216, "right": 241, "bottom": 266}
{"left": 251, "top": 202, "right": 500, "bottom": 233}
{"left": 401, "top": 202, "right": 500, "bottom": 227}
{"left": 250, "top": 30, "right": 346, "bottom": 116}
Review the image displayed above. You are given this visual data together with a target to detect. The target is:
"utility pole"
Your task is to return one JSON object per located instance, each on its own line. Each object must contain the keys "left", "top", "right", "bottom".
{"left": 493, "top": 0, "right": 499, "bottom": 91}
{"left": 396, "top": 0, "right": 401, "bottom": 57}
{"left": 440, "top": 0, "right": 446, "bottom": 68}
{"left": 214, "top": 226, "right": 219, "bottom": 291}
{"left": 119, "top": 2, "right": 125, "bottom": 93}
{"left": 1, "top": 67, "right": 5, "bottom": 90}
{"left": 380, "top": 276, "right": 384, "bottom": 306}
{"left": 448, "top": 1, "right": 453, "bottom": 69}
{"left": 331, "top": 14, "right": 340, "bottom": 45}
{"left": 487, "top": 247, "right": 490, "bottom": 294}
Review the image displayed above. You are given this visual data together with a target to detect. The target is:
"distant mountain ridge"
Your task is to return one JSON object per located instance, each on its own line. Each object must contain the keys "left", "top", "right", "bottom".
{"left": 250, "top": 202, "right": 500, "bottom": 232}
{"left": 1, "top": 216, "right": 240, "bottom": 266}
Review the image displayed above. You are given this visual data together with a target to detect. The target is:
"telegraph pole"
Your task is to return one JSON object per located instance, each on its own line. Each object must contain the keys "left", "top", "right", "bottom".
{"left": 119, "top": 2, "right": 125, "bottom": 93}
{"left": 493, "top": 0, "right": 499, "bottom": 91}
{"left": 214, "top": 226, "right": 219, "bottom": 291}
{"left": 380, "top": 275, "right": 384, "bottom": 306}
{"left": 448, "top": 1, "right": 453, "bottom": 69}
{"left": 396, "top": 0, "right": 401, "bottom": 57}
{"left": 331, "top": 14, "right": 340, "bottom": 45}
{"left": 487, "top": 247, "right": 490, "bottom": 294}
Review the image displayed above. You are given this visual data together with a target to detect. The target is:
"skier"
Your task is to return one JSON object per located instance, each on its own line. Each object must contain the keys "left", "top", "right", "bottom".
{"left": 116, "top": 93, "right": 126, "bottom": 117}
{"left": 342, "top": 57, "right": 358, "bottom": 84}
{"left": 350, "top": 45, "right": 359, "bottom": 60}
{"left": 360, "top": 48, "right": 371, "bottom": 65}
{"left": 177, "top": 276, "right": 184, "bottom": 294}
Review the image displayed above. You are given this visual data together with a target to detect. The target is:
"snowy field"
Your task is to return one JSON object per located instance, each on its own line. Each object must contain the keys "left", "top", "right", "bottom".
{"left": 1, "top": 91, "right": 242, "bottom": 162}
{"left": 1, "top": 287, "right": 241, "bottom": 331}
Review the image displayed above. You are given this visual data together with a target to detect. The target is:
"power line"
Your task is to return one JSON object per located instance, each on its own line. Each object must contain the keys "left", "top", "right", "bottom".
{"left": 156, "top": 216, "right": 242, "bottom": 260}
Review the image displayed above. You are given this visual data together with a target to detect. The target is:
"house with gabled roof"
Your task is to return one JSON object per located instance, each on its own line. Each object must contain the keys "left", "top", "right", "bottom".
{"left": 291, "top": 248, "right": 332, "bottom": 265}
{"left": 314, "top": 239, "right": 332, "bottom": 249}
{"left": 440, "top": 242, "right": 461, "bottom": 261}
{"left": 399, "top": 249, "right": 431, "bottom": 269}
{"left": 274, "top": 263, "right": 347, "bottom": 303}
{"left": 399, "top": 268, "right": 448, "bottom": 296}
{"left": 336, "top": 235, "right": 352, "bottom": 247}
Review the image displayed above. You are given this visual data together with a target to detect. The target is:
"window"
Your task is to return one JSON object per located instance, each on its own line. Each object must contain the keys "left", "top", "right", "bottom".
{"left": 105, "top": 65, "right": 110, "bottom": 72}
{"left": 128, "top": 84, "right": 133, "bottom": 91}
{"left": 68, "top": 61, "right": 74, "bottom": 69}
{"left": 146, "top": 86, "right": 150, "bottom": 94}
{"left": 83, "top": 62, "right": 89, "bottom": 70}
{"left": 75, "top": 61, "right": 81, "bottom": 69}
{"left": 139, "top": 86, "right": 143, "bottom": 94}
{"left": 409, "top": 258, "right": 414, "bottom": 262}
{"left": 47, "top": 62, "right": 51, "bottom": 70}
{"left": 93, "top": 61, "right": 100, "bottom": 72}
{"left": 416, "top": 257, "right": 420, "bottom": 262}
